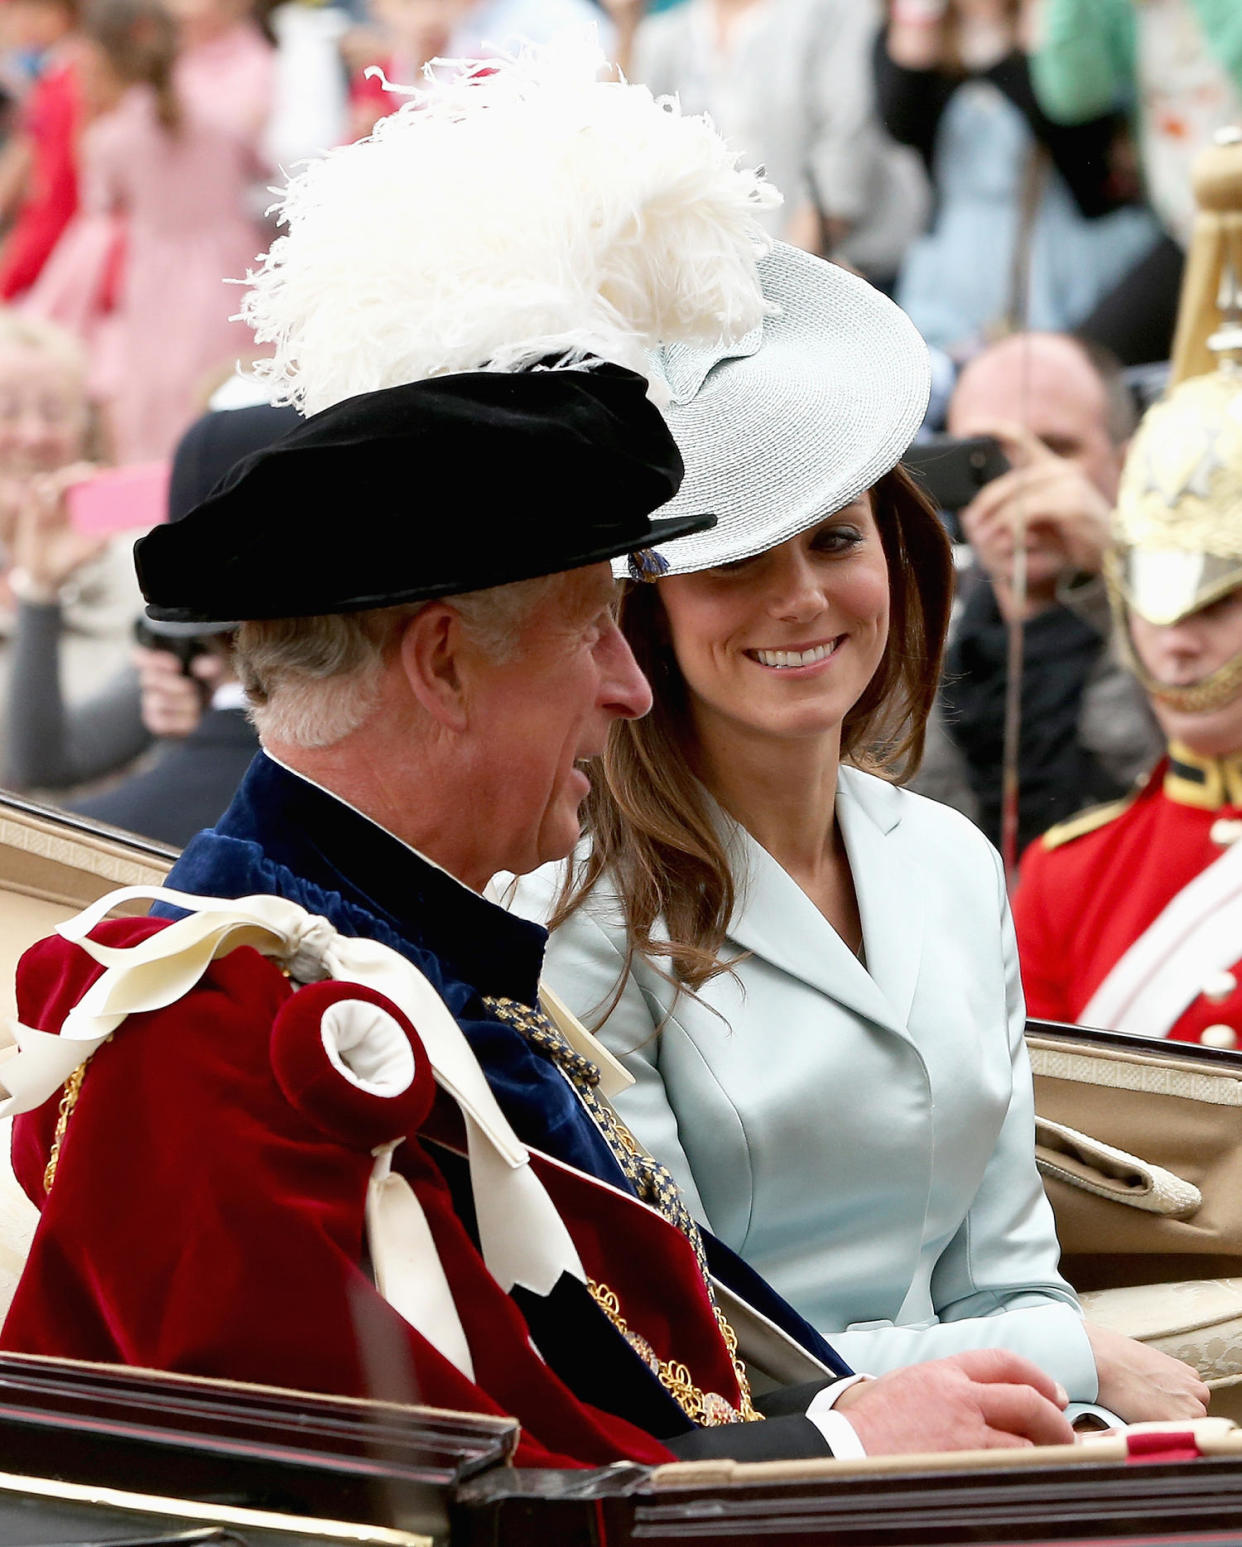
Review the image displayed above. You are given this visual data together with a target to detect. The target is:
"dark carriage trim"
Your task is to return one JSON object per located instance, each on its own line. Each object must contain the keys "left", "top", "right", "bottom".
{"left": 455, "top": 1455, "right": 1242, "bottom": 1546}
{"left": 1026, "top": 1017, "right": 1242, "bottom": 1070}
{"left": 0, "top": 1353, "right": 516, "bottom": 1537}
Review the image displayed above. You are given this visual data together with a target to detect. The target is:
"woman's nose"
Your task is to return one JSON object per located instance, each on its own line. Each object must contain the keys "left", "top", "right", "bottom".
{"left": 767, "top": 553, "right": 825, "bottom": 619}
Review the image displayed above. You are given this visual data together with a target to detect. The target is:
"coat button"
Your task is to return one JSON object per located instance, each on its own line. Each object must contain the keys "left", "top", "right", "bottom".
{"left": 1202, "top": 1024, "right": 1238, "bottom": 1049}
{"left": 1203, "top": 970, "right": 1239, "bottom": 1004}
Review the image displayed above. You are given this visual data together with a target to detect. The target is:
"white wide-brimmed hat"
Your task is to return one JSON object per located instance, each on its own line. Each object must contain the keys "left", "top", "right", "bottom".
{"left": 620, "top": 243, "right": 930, "bottom": 578}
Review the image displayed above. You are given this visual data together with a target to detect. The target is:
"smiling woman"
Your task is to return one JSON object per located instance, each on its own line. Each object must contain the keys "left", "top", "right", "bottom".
{"left": 507, "top": 241, "right": 1210, "bottom": 1428}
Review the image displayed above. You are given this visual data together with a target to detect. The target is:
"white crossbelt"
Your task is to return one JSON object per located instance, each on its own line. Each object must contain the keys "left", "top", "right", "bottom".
{"left": 0, "top": 885, "right": 589, "bottom": 1380}
{"left": 1081, "top": 839, "right": 1242, "bottom": 1038}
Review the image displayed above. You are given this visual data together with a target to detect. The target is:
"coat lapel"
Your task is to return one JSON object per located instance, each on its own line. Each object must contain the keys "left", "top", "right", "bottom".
{"left": 720, "top": 770, "right": 925, "bottom": 1040}
{"left": 836, "top": 770, "right": 925, "bottom": 1034}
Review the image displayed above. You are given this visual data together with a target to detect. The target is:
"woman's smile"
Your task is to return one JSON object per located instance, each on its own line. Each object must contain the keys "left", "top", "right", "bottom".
{"left": 745, "top": 636, "right": 845, "bottom": 672}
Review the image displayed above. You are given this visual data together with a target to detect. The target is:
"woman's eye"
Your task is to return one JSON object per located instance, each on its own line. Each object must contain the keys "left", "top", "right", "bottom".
{"left": 812, "top": 526, "right": 863, "bottom": 553}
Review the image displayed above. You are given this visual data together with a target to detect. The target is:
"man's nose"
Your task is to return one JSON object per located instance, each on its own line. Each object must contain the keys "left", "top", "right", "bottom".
{"left": 1158, "top": 620, "right": 1205, "bottom": 658}
{"left": 600, "top": 622, "right": 653, "bottom": 721}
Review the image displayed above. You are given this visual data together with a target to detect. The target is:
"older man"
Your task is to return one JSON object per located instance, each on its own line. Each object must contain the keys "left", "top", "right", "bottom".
{"left": 0, "top": 52, "right": 1078, "bottom": 1467}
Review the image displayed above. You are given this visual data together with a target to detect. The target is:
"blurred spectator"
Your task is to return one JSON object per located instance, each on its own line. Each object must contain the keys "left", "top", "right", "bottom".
{"left": 1030, "top": 0, "right": 1242, "bottom": 364}
{"left": 6, "top": 401, "right": 295, "bottom": 843}
{"left": 166, "top": 0, "right": 274, "bottom": 143}
{"left": 913, "top": 331, "right": 1160, "bottom": 848}
{"left": 447, "top": 0, "right": 611, "bottom": 61}
{"left": 348, "top": 0, "right": 458, "bottom": 140}
{"left": 264, "top": 0, "right": 349, "bottom": 165}
{"left": 347, "top": 0, "right": 609, "bottom": 140}
{"left": 879, "top": 0, "right": 1158, "bottom": 359}
{"left": 0, "top": 310, "right": 139, "bottom": 725}
{"left": 0, "top": 0, "right": 84, "bottom": 300}
{"left": 28, "top": 0, "right": 272, "bottom": 463}
{"left": 69, "top": 630, "right": 257, "bottom": 844}
{"left": 624, "top": 0, "right": 927, "bottom": 285}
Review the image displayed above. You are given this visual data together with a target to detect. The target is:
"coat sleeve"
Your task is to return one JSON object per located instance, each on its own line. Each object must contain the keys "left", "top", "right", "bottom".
{"left": 822, "top": 843, "right": 1097, "bottom": 1400}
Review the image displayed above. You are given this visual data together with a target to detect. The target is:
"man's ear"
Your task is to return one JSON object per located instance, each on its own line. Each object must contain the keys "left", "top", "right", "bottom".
{"left": 398, "top": 603, "right": 470, "bottom": 731}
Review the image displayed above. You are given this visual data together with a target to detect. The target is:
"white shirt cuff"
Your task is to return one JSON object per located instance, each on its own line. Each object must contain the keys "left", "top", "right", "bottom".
{"left": 804, "top": 1372, "right": 872, "bottom": 1458}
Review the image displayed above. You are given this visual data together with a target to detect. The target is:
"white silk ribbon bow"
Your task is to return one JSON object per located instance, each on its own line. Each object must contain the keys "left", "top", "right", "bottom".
{"left": 0, "top": 885, "right": 587, "bottom": 1378}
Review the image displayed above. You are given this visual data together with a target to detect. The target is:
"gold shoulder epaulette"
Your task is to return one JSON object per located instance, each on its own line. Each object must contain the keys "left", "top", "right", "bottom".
{"left": 1041, "top": 791, "right": 1140, "bottom": 852}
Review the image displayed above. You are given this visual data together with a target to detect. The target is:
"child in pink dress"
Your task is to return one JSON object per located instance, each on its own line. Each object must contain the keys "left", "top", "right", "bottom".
{"left": 29, "top": 0, "right": 274, "bottom": 462}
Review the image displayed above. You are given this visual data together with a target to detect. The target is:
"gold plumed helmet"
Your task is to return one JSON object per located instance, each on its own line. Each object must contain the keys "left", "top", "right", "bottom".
{"left": 1111, "top": 129, "right": 1242, "bottom": 713}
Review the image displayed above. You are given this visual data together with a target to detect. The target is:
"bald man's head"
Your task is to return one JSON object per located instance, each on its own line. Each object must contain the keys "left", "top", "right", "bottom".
{"left": 948, "top": 333, "right": 1133, "bottom": 501}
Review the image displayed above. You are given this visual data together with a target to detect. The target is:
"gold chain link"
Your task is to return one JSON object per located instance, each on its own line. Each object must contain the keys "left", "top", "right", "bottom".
{"left": 42, "top": 1057, "right": 93, "bottom": 1193}
{"left": 587, "top": 1279, "right": 758, "bottom": 1426}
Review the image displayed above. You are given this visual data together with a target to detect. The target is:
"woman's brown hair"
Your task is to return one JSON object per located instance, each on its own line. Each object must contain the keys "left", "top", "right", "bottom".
{"left": 84, "top": 0, "right": 181, "bottom": 133}
{"left": 551, "top": 463, "right": 955, "bottom": 995}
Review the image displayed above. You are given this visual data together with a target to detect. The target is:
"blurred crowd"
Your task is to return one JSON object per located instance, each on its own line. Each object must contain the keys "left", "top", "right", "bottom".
{"left": 0, "top": 0, "right": 1237, "bottom": 854}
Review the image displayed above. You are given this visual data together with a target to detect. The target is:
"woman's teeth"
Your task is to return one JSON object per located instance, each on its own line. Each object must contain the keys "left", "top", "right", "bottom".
{"left": 752, "top": 642, "right": 837, "bottom": 669}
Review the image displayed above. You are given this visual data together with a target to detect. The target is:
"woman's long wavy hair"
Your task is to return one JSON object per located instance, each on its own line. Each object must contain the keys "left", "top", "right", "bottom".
{"left": 550, "top": 463, "right": 954, "bottom": 998}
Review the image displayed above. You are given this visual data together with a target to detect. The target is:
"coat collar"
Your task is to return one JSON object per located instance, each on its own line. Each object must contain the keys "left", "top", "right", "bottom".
{"left": 721, "top": 767, "right": 924, "bottom": 1038}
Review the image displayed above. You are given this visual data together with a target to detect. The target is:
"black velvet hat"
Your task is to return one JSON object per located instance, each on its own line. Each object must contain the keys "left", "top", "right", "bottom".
{"left": 136, "top": 365, "right": 713, "bottom": 625}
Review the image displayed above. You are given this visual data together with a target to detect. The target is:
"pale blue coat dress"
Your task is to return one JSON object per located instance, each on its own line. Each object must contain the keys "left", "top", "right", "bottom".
{"left": 506, "top": 766, "right": 1098, "bottom": 1400}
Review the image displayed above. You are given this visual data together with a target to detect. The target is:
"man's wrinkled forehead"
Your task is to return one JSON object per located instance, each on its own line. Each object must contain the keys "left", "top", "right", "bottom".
{"left": 563, "top": 561, "right": 622, "bottom": 619}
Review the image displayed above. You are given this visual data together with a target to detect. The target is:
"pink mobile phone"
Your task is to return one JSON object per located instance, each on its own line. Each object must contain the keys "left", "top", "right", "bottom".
{"left": 65, "top": 462, "right": 171, "bottom": 535}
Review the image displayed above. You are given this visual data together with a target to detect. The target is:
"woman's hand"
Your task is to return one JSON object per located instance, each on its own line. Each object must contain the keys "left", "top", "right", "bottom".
{"left": 1085, "top": 1321, "right": 1211, "bottom": 1422}
{"left": 10, "top": 464, "right": 108, "bottom": 597}
{"left": 8, "top": 464, "right": 109, "bottom": 597}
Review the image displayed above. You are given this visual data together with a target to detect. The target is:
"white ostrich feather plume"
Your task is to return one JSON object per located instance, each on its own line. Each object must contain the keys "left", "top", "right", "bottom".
{"left": 240, "top": 37, "right": 780, "bottom": 415}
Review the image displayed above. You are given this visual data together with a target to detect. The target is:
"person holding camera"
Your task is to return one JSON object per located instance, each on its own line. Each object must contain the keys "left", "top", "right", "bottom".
{"left": 914, "top": 330, "right": 1160, "bottom": 850}
{"left": 5, "top": 403, "right": 298, "bottom": 843}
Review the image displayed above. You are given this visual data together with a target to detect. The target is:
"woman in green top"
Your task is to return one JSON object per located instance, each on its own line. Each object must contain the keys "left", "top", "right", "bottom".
{"left": 1029, "top": 0, "right": 1242, "bottom": 362}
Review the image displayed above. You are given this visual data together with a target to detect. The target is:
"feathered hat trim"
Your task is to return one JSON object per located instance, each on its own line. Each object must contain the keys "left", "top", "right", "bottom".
{"left": 240, "top": 36, "right": 780, "bottom": 415}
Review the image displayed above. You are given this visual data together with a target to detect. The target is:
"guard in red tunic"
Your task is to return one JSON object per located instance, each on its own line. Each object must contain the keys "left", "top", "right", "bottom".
{"left": 1015, "top": 747, "right": 1242, "bottom": 1043}
{"left": 1014, "top": 144, "right": 1242, "bottom": 1047}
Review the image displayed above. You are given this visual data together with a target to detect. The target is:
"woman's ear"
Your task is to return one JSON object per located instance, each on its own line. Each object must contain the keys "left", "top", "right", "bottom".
{"left": 398, "top": 603, "right": 470, "bottom": 731}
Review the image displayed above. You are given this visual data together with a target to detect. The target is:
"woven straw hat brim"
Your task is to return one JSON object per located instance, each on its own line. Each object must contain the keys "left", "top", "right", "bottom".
{"left": 621, "top": 243, "right": 930, "bottom": 578}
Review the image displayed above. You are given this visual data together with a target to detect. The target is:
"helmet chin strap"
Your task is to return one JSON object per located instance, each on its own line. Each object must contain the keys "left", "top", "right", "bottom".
{"left": 1143, "top": 650, "right": 1242, "bottom": 716}
{"left": 1116, "top": 608, "right": 1242, "bottom": 715}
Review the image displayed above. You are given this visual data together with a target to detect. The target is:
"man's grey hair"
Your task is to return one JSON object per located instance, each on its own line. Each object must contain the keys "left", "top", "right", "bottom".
{"left": 236, "top": 574, "right": 558, "bottom": 748}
